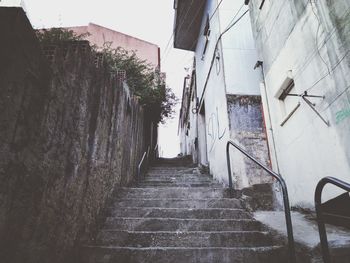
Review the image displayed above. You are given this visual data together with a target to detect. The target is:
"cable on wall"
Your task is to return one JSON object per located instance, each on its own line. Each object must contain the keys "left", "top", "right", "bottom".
{"left": 198, "top": 5, "right": 249, "bottom": 109}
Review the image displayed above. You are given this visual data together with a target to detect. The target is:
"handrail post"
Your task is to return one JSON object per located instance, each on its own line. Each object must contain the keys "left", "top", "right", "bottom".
{"left": 226, "top": 142, "right": 233, "bottom": 189}
{"left": 279, "top": 177, "right": 296, "bottom": 263}
{"left": 314, "top": 177, "right": 350, "bottom": 263}
{"left": 315, "top": 182, "right": 331, "bottom": 263}
{"left": 137, "top": 151, "right": 147, "bottom": 182}
{"left": 226, "top": 140, "right": 296, "bottom": 263}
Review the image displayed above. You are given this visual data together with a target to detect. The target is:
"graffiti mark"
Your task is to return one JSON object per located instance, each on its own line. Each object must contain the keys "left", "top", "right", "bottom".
{"left": 216, "top": 107, "right": 226, "bottom": 139}
{"left": 336, "top": 108, "right": 350, "bottom": 124}
{"left": 208, "top": 114, "right": 215, "bottom": 152}
{"left": 207, "top": 107, "right": 226, "bottom": 152}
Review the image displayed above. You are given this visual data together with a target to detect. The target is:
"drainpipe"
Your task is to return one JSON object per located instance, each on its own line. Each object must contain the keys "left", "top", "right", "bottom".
{"left": 254, "top": 61, "right": 281, "bottom": 174}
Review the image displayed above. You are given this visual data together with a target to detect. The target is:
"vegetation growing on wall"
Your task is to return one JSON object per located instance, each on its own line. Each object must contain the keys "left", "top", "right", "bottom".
{"left": 36, "top": 28, "right": 177, "bottom": 123}
{"left": 99, "top": 43, "right": 177, "bottom": 123}
{"left": 36, "top": 28, "right": 90, "bottom": 43}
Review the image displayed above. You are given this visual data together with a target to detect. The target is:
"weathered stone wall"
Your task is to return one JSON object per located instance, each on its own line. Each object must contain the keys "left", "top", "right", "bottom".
{"left": 227, "top": 95, "right": 271, "bottom": 189}
{"left": 0, "top": 7, "right": 149, "bottom": 263}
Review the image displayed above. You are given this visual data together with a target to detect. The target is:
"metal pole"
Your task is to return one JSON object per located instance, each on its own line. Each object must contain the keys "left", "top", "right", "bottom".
{"left": 226, "top": 142, "right": 233, "bottom": 189}
{"left": 313, "top": 177, "right": 350, "bottom": 263}
{"left": 226, "top": 140, "right": 296, "bottom": 263}
{"left": 279, "top": 177, "right": 297, "bottom": 263}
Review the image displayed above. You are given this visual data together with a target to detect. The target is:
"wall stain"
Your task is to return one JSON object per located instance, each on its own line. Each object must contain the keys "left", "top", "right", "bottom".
{"left": 207, "top": 107, "right": 226, "bottom": 152}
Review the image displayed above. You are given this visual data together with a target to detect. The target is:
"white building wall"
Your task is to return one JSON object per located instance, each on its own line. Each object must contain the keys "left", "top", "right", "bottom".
{"left": 219, "top": 2, "right": 261, "bottom": 95}
{"left": 194, "top": 0, "right": 231, "bottom": 183}
{"left": 192, "top": 0, "right": 270, "bottom": 186}
{"left": 249, "top": 0, "right": 350, "bottom": 207}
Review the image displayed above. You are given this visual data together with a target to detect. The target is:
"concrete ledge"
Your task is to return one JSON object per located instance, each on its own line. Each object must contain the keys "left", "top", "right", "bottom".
{"left": 254, "top": 211, "right": 350, "bottom": 262}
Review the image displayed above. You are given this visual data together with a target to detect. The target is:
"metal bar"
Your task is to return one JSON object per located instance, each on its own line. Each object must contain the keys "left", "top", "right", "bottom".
{"left": 315, "top": 177, "right": 350, "bottom": 263}
{"left": 226, "top": 140, "right": 296, "bottom": 263}
{"left": 259, "top": 0, "right": 266, "bottom": 9}
{"left": 153, "top": 144, "right": 159, "bottom": 161}
{"left": 280, "top": 102, "right": 300, "bottom": 127}
{"left": 146, "top": 146, "right": 151, "bottom": 169}
{"left": 302, "top": 96, "right": 329, "bottom": 126}
{"left": 226, "top": 142, "right": 234, "bottom": 188}
{"left": 286, "top": 94, "right": 324, "bottom": 98}
{"left": 137, "top": 151, "right": 147, "bottom": 181}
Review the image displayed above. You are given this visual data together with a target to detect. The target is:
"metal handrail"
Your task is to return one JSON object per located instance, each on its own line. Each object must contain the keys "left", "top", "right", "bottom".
{"left": 146, "top": 146, "right": 151, "bottom": 164}
{"left": 137, "top": 151, "right": 147, "bottom": 181}
{"left": 137, "top": 146, "right": 150, "bottom": 181}
{"left": 315, "top": 177, "right": 350, "bottom": 263}
{"left": 226, "top": 140, "right": 296, "bottom": 263}
{"left": 154, "top": 144, "right": 159, "bottom": 160}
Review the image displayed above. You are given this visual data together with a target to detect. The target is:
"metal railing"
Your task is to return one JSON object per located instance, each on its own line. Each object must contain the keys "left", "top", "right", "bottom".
{"left": 226, "top": 140, "right": 296, "bottom": 263}
{"left": 315, "top": 177, "right": 350, "bottom": 263}
{"left": 154, "top": 144, "right": 159, "bottom": 160}
{"left": 137, "top": 146, "right": 150, "bottom": 181}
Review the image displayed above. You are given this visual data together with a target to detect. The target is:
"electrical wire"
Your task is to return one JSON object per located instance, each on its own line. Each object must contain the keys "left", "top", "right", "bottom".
{"left": 309, "top": 0, "right": 331, "bottom": 75}
{"left": 198, "top": 6, "right": 248, "bottom": 108}
{"left": 305, "top": 48, "right": 350, "bottom": 92}
{"left": 161, "top": 0, "right": 196, "bottom": 62}
{"left": 290, "top": 7, "right": 350, "bottom": 93}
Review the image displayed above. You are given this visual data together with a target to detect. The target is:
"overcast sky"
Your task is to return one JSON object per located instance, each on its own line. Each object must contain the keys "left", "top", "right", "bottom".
{"left": 23, "top": 0, "right": 193, "bottom": 157}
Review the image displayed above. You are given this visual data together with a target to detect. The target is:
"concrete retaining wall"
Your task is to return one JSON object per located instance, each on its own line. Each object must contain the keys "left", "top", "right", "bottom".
{"left": 0, "top": 7, "right": 149, "bottom": 263}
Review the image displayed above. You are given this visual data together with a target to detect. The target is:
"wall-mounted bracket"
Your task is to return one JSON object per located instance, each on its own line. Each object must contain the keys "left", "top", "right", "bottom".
{"left": 285, "top": 92, "right": 325, "bottom": 99}
{"left": 286, "top": 91, "right": 329, "bottom": 126}
{"left": 302, "top": 95, "right": 329, "bottom": 126}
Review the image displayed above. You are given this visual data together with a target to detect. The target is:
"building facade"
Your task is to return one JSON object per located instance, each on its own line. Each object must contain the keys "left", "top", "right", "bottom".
{"left": 177, "top": 0, "right": 350, "bottom": 208}
{"left": 67, "top": 23, "right": 161, "bottom": 69}
{"left": 248, "top": 0, "right": 350, "bottom": 207}
{"left": 175, "top": 0, "right": 271, "bottom": 189}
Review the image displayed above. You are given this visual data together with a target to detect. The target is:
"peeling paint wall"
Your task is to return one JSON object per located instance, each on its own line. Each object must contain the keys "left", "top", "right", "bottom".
{"left": 0, "top": 7, "right": 150, "bottom": 263}
{"left": 249, "top": 0, "right": 350, "bottom": 207}
{"left": 227, "top": 95, "right": 271, "bottom": 189}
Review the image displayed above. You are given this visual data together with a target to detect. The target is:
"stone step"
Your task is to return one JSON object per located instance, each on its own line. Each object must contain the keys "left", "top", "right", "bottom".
{"left": 154, "top": 157, "right": 193, "bottom": 166}
{"left": 136, "top": 182, "right": 222, "bottom": 188}
{"left": 142, "top": 176, "right": 213, "bottom": 182}
{"left": 77, "top": 158, "right": 287, "bottom": 262}
{"left": 115, "top": 187, "right": 232, "bottom": 199}
{"left": 149, "top": 166, "right": 196, "bottom": 170}
{"left": 147, "top": 169, "right": 198, "bottom": 174}
{"left": 102, "top": 218, "right": 263, "bottom": 232}
{"left": 95, "top": 230, "right": 275, "bottom": 247}
{"left": 140, "top": 179, "right": 215, "bottom": 184}
{"left": 78, "top": 246, "right": 286, "bottom": 263}
{"left": 111, "top": 198, "right": 242, "bottom": 209}
{"left": 145, "top": 172, "right": 204, "bottom": 175}
{"left": 105, "top": 207, "right": 250, "bottom": 219}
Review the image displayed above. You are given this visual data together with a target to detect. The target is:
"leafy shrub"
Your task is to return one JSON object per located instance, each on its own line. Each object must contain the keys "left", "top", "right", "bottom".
{"left": 36, "top": 28, "right": 177, "bottom": 123}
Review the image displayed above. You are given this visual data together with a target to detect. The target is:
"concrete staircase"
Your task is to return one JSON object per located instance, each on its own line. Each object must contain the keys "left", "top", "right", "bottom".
{"left": 78, "top": 157, "right": 286, "bottom": 262}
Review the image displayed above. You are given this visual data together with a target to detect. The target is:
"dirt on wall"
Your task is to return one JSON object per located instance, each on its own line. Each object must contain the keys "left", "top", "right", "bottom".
{"left": 0, "top": 7, "right": 149, "bottom": 263}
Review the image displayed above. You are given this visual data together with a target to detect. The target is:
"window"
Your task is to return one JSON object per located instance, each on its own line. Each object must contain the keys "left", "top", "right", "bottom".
{"left": 275, "top": 76, "right": 300, "bottom": 126}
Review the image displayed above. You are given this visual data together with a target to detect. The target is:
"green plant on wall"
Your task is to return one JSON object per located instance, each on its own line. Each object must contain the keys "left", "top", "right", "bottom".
{"left": 36, "top": 28, "right": 90, "bottom": 44}
{"left": 99, "top": 42, "right": 177, "bottom": 123}
{"left": 36, "top": 28, "right": 177, "bottom": 123}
